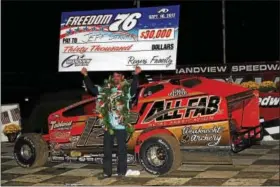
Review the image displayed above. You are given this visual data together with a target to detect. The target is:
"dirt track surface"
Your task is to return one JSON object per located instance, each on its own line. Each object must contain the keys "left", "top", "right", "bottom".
{"left": 1, "top": 142, "right": 279, "bottom": 186}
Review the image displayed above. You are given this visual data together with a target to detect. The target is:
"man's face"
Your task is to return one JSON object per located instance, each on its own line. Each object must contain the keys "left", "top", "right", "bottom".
{"left": 113, "top": 72, "right": 122, "bottom": 85}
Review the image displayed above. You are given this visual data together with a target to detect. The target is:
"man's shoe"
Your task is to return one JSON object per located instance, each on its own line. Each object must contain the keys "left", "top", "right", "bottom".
{"left": 98, "top": 173, "right": 111, "bottom": 180}
{"left": 116, "top": 173, "right": 125, "bottom": 179}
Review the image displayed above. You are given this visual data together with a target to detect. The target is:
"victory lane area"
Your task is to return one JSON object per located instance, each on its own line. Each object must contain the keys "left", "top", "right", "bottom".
{"left": 1, "top": 142, "right": 279, "bottom": 186}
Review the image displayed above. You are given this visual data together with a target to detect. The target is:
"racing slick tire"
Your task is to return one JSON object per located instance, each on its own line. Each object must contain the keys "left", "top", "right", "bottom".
{"left": 14, "top": 133, "right": 49, "bottom": 168}
{"left": 139, "top": 134, "right": 182, "bottom": 175}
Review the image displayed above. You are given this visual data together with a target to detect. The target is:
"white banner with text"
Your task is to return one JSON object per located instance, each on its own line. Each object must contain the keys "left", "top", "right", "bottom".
{"left": 59, "top": 6, "right": 180, "bottom": 72}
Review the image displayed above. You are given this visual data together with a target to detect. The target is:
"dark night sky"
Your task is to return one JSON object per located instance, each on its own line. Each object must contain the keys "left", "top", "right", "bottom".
{"left": 1, "top": 0, "right": 279, "bottom": 104}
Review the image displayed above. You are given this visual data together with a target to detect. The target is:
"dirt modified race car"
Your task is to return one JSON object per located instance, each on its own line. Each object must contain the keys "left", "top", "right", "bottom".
{"left": 13, "top": 77, "right": 264, "bottom": 175}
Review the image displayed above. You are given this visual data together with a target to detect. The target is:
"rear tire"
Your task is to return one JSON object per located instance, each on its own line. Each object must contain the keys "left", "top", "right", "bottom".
{"left": 139, "top": 134, "right": 181, "bottom": 175}
{"left": 230, "top": 134, "right": 244, "bottom": 153}
{"left": 14, "top": 133, "right": 49, "bottom": 168}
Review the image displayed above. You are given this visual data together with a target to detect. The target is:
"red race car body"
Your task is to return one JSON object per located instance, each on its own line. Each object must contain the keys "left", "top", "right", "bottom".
{"left": 14, "top": 77, "right": 263, "bottom": 175}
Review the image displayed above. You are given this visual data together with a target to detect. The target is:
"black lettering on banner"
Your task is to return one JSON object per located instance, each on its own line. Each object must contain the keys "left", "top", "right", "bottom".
{"left": 71, "top": 38, "right": 78, "bottom": 43}
{"left": 63, "top": 38, "right": 71, "bottom": 44}
{"left": 176, "top": 63, "right": 280, "bottom": 75}
{"left": 62, "top": 38, "right": 77, "bottom": 44}
{"left": 152, "top": 44, "right": 174, "bottom": 50}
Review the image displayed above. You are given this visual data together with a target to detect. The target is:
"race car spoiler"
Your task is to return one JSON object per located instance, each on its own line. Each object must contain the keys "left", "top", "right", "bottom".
{"left": 226, "top": 90, "right": 255, "bottom": 104}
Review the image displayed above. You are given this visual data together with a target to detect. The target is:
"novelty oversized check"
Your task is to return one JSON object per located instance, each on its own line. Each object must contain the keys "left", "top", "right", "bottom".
{"left": 59, "top": 5, "right": 180, "bottom": 72}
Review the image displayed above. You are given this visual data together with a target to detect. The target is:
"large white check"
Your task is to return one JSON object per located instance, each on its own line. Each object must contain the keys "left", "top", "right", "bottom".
{"left": 59, "top": 5, "right": 180, "bottom": 72}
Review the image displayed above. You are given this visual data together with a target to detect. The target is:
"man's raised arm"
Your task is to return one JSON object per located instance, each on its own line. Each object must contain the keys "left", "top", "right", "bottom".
{"left": 81, "top": 67, "right": 99, "bottom": 97}
{"left": 130, "top": 66, "right": 142, "bottom": 97}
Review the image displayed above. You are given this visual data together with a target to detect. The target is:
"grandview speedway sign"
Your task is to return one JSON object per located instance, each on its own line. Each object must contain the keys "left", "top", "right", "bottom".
{"left": 176, "top": 61, "right": 280, "bottom": 78}
{"left": 59, "top": 6, "right": 180, "bottom": 72}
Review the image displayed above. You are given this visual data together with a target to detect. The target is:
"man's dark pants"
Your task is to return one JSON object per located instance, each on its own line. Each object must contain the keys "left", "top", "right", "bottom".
{"left": 103, "top": 129, "right": 127, "bottom": 176}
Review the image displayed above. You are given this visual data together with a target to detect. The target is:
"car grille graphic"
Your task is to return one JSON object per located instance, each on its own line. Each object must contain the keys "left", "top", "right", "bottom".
{"left": 85, "top": 128, "right": 104, "bottom": 146}
{"left": 77, "top": 117, "right": 100, "bottom": 146}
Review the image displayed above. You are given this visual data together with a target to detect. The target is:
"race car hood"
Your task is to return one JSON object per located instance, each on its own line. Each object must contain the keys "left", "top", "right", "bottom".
{"left": 187, "top": 77, "right": 250, "bottom": 97}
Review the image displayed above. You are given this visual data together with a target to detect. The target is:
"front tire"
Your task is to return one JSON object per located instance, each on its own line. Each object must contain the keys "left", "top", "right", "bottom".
{"left": 139, "top": 134, "right": 181, "bottom": 175}
{"left": 14, "top": 133, "right": 49, "bottom": 168}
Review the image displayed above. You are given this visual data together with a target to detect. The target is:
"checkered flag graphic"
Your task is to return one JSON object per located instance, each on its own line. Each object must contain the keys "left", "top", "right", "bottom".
{"left": 10, "top": 108, "right": 21, "bottom": 121}
{"left": 1, "top": 111, "right": 11, "bottom": 124}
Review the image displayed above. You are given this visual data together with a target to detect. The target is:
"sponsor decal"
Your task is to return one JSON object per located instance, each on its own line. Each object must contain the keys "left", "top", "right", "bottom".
{"left": 51, "top": 156, "right": 65, "bottom": 161}
{"left": 50, "top": 131, "right": 71, "bottom": 140}
{"left": 65, "top": 156, "right": 78, "bottom": 161}
{"left": 152, "top": 43, "right": 174, "bottom": 50}
{"left": 58, "top": 142, "right": 76, "bottom": 149}
{"left": 70, "top": 151, "right": 82, "bottom": 157}
{"left": 158, "top": 8, "right": 169, "bottom": 14}
{"left": 169, "top": 88, "right": 187, "bottom": 97}
{"left": 70, "top": 136, "right": 80, "bottom": 142}
{"left": 78, "top": 157, "right": 86, "bottom": 162}
{"left": 50, "top": 121, "right": 72, "bottom": 130}
{"left": 259, "top": 96, "right": 280, "bottom": 107}
{"left": 85, "top": 157, "right": 94, "bottom": 162}
{"left": 149, "top": 8, "right": 176, "bottom": 20}
{"left": 61, "top": 55, "right": 92, "bottom": 68}
{"left": 180, "top": 125, "right": 224, "bottom": 146}
{"left": 144, "top": 96, "right": 221, "bottom": 123}
{"left": 53, "top": 142, "right": 77, "bottom": 150}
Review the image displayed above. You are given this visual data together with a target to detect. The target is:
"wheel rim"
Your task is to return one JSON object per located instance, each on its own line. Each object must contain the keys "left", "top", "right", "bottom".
{"left": 20, "top": 144, "right": 32, "bottom": 160}
{"left": 146, "top": 145, "right": 167, "bottom": 167}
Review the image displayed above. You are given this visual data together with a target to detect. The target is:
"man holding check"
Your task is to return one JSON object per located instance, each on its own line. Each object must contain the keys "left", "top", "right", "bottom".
{"left": 81, "top": 66, "right": 141, "bottom": 178}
